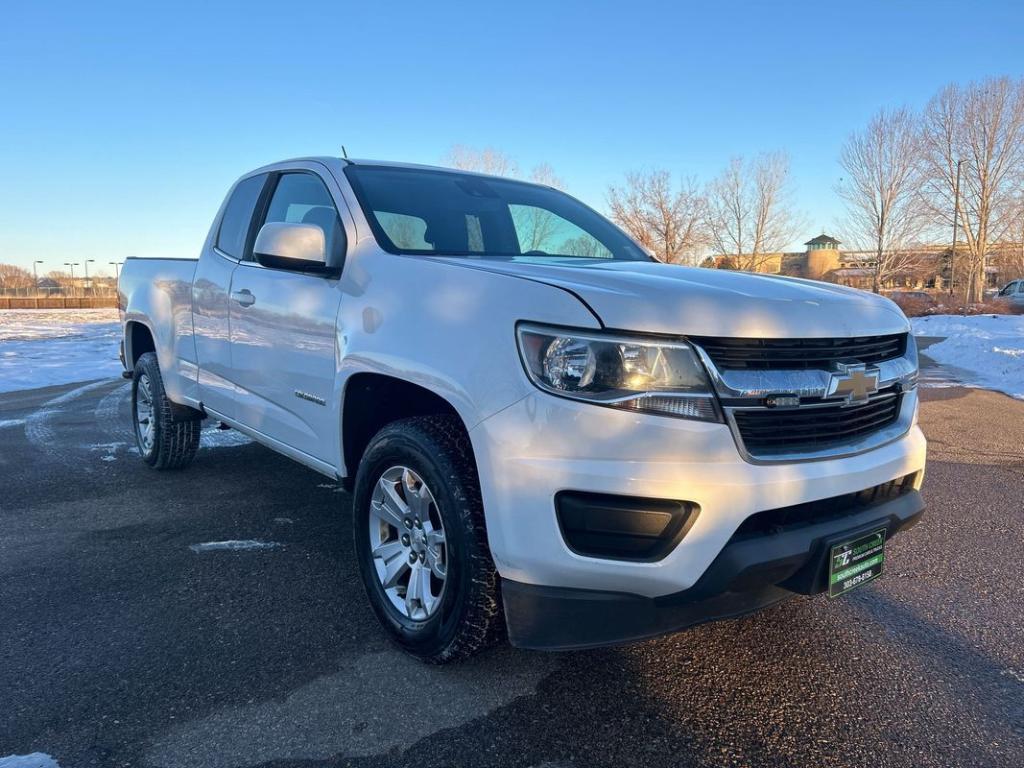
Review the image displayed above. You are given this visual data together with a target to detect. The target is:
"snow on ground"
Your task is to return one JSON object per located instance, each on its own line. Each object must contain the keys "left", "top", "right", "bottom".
{"left": 913, "top": 314, "right": 1024, "bottom": 399}
{"left": 0, "top": 309, "right": 121, "bottom": 393}
{"left": 189, "top": 540, "right": 281, "bottom": 553}
{"left": 0, "top": 755, "right": 62, "bottom": 768}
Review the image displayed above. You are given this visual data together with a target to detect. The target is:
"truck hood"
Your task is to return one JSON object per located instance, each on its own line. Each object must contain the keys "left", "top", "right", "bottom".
{"left": 433, "top": 257, "right": 910, "bottom": 338}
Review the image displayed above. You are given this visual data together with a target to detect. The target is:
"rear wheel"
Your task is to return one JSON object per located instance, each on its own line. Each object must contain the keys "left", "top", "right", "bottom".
{"left": 132, "top": 352, "right": 200, "bottom": 470}
{"left": 352, "top": 415, "right": 504, "bottom": 663}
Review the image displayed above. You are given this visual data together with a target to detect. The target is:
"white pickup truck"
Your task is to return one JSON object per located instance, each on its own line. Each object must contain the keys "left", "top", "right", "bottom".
{"left": 119, "top": 157, "right": 927, "bottom": 662}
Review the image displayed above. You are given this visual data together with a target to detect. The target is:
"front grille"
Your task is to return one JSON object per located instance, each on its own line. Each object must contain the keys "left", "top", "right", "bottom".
{"left": 732, "top": 473, "right": 919, "bottom": 540}
{"left": 694, "top": 334, "right": 906, "bottom": 370}
{"left": 733, "top": 386, "right": 902, "bottom": 454}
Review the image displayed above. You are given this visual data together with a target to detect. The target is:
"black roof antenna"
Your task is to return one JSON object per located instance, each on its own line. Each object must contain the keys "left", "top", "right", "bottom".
{"left": 341, "top": 145, "right": 349, "bottom": 159}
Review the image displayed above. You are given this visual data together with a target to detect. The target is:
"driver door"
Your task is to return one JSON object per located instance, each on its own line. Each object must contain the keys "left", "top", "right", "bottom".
{"left": 228, "top": 169, "right": 348, "bottom": 464}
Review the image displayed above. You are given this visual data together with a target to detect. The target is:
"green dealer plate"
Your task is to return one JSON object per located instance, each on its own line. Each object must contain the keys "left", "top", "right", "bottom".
{"left": 828, "top": 528, "right": 886, "bottom": 598}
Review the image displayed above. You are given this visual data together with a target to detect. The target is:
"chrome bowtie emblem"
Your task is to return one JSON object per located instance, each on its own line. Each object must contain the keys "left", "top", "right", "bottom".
{"left": 826, "top": 363, "right": 879, "bottom": 405}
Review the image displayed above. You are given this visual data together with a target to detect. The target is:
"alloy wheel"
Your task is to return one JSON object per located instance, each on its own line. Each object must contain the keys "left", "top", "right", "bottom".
{"left": 135, "top": 373, "right": 155, "bottom": 452}
{"left": 368, "top": 465, "right": 448, "bottom": 620}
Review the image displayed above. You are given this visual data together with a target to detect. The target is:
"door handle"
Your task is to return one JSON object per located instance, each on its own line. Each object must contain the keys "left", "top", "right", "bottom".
{"left": 231, "top": 289, "right": 256, "bottom": 307}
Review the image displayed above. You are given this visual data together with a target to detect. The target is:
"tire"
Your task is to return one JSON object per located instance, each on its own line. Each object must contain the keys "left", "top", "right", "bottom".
{"left": 131, "top": 352, "right": 201, "bottom": 470}
{"left": 352, "top": 415, "right": 505, "bottom": 663}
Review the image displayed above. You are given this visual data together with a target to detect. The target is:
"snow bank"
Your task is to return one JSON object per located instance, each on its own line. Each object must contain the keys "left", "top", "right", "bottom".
{"left": 912, "top": 314, "right": 1024, "bottom": 399}
{"left": 0, "top": 309, "right": 121, "bottom": 393}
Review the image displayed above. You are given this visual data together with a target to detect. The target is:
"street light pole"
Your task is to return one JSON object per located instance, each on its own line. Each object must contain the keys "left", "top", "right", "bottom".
{"left": 64, "top": 262, "right": 79, "bottom": 297}
{"left": 33, "top": 260, "right": 43, "bottom": 294}
{"left": 109, "top": 262, "right": 122, "bottom": 297}
{"left": 84, "top": 259, "right": 95, "bottom": 297}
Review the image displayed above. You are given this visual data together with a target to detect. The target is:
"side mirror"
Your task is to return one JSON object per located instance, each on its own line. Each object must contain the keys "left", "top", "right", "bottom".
{"left": 253, "top": 222, "right": 327, "bottom": 270}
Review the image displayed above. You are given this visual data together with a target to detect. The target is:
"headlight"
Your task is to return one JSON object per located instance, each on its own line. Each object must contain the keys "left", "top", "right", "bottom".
{"left": 516, "top": 324, "right": 721, "bottom": 421}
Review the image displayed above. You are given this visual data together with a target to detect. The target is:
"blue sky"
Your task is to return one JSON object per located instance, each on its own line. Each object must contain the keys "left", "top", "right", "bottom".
{"left": 2, "top": 0, "right": 1022, "bottom": 275}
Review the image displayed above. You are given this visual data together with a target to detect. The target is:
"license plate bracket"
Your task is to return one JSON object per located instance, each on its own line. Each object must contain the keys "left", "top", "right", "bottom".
{"left": 828, "top": 528, "right": 886, "bottom": 598}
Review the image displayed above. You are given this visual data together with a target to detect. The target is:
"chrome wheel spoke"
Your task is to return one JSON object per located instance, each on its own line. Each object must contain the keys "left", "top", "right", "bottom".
{"left": 405, "top": 564, "right": 436, "bottom": 619}
{"left": 418, "top": 568, "right": 437, "bottom": 616}
{"left": 372, "top": 478, "right": 408, "bottom": 529}
{"left": 405, "top": 565, "right": 423, "bottom": 617}
{"left": 372, "top": 538, "right": 405, "bottom": 562}
{"left": 424, "top": 524, "right": 445, "bottom": 547}
{"left": 402, "top": 469, "right": 431, "bottom": 519}
{"left": 425, "top": 546, "right": 447, "bottom": 580}
{"left": 424, "top": 523, "right": 447, "bottom": 579}
{"left": 378, "top": 547, "right": 410, "bottom": 589}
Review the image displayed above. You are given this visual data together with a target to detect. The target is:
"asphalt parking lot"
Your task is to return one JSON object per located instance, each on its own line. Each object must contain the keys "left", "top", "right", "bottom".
{"left": 1, "top": 378, "right": 1022, "bottom": 768}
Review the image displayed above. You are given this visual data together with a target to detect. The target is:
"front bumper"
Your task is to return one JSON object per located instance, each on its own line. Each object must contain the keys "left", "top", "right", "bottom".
{"left": 502, "top": 488, "right": 924, "bottom": 650}
{"left": 469, "top": 390, "right": 927, "bottom": 601}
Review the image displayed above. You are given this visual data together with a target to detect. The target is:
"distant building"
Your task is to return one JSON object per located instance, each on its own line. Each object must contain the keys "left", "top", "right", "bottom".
{"left": 705, "top": 233, "right": 1017, "bottom": 291}
{"left": 36, "top": 277, "right": 63, "bottom": 295}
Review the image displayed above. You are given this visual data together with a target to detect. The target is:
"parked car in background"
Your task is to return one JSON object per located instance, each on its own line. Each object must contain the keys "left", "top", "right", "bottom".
{"left": 117, "top": 157, "right": 927, "bottom": 662}
{"left": 996, "top": 280, "right": 1024, "bottom": 307}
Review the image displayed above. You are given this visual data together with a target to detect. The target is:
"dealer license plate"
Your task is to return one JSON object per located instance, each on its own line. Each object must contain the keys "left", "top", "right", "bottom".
{"left": 828, "top": 528, "right": 886, "bottom": 598}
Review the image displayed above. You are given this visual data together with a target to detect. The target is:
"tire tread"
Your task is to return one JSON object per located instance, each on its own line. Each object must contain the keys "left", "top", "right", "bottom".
{"left": 134, "top": 352, "right": 200, "bottom": 470}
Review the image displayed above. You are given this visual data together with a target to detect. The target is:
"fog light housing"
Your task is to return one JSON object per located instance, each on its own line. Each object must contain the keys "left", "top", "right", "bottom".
{"left": 556, "top": 491, "right": 700, "bottom": 561}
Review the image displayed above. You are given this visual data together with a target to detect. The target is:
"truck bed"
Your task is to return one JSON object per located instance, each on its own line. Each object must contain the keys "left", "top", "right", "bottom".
{"left": 119, "top": 257, "right": 200, "bottom": 405}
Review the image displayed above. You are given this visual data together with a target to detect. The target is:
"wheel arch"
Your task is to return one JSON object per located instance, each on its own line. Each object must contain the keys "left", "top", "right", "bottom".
{"left": 125, "top": 320, "right": 157, "bottom": 368}
{"left": 340, "top": 372, "right": 473, "bottom": 484}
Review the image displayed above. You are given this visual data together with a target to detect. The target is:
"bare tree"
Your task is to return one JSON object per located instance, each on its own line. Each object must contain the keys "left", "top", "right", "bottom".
{"left": 380, "top": 213, "right": 427, "bottom": 250}
{"left": 0, "top": 263, "right": 34, "bottom": 296}
{"left": 705, "top": 152, "right": 801, "bottom": 272}
{"left": 606, "top": 170, "right": 707, "bottom": 264}
{"left": 528, "top": 162, "right": 564, "bottom": 189}
{"left": 561, "top": 236, "right": 609, "bottom": 258}
{"left": 443, "top": 145, "right": 518, "bottom": 177}
{"left": 442, "top": 147, "right": 564, "bottom": 188}
{"left": 510, "top": 163, "right": 569, "bottom": 252}
{"left": 836, "top": 107, "right": 929, "bottom": 293}
{"left": 920, "top": 77, "right": 1024, "bottom": 303}
{"left": 43, "top": 269, "right": 73, "bottom": 295}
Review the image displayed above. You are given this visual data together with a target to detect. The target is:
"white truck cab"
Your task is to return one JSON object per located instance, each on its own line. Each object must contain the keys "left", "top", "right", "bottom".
{"left": 119, "top": 157, "right": 926, "bottom": 662}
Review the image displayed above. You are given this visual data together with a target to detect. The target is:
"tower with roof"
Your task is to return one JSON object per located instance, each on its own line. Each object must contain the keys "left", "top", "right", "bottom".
{"left": 804, "top": 234, "right": 841, "bottom": 280}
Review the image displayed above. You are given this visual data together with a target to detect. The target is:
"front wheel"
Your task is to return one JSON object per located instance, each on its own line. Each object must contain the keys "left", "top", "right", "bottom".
{"left": 132, "top": 352, "right": 200, "bottom": 470}
{"left": 352, "top": 415, "right": 504, "bottom": 663}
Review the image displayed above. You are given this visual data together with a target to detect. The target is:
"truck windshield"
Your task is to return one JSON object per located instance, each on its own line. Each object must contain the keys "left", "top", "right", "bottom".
{"left": 344, "top": 164, "right": 650, "bottom": 261}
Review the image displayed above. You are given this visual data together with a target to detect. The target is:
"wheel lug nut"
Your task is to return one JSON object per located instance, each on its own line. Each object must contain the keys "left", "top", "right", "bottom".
{"left": 401, "top": 534, "right": 410, "bottom": 546}
{"left": 414, "top": 517, "right": 422, "bottom": 528}
{"left": 404, "top": 518, "right": 412, "bottom": 529}
{"left": 408, "top": 552, "right": 417, "bottom": 564}
{"left": 419, "top": 552, "right": 426, "bottom": 563}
